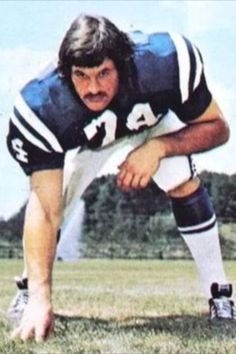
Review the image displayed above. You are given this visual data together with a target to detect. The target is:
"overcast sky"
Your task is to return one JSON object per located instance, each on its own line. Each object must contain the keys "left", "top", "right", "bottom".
{"left": 1, "top": 1, "right": 236, "bottom": 219}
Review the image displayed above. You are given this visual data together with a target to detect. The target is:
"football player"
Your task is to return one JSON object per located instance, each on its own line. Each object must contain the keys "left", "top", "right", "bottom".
{"left": 7, "top": 14, "right": 234, "bottom": 342}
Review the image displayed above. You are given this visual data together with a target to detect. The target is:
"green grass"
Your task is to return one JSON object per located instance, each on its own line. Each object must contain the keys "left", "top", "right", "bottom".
{"left": 1, "top": 259, "right": 236, "bottom": 353}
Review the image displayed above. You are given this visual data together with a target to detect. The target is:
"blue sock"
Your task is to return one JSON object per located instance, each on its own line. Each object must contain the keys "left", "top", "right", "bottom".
{"left": 171, "top": 184, "right": 216, "bottom": 234}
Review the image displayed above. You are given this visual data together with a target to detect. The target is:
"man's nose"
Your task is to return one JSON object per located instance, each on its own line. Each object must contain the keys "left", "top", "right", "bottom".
{"left": 88, "top": 79, "right": 100, "bottom": 94}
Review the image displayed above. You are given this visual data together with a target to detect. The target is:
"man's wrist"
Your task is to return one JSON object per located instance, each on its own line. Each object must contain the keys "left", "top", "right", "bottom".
{"left": 146, "top": 138, "right": 167, "bottom": 159}
{"left": 29, "top": 279, "right": 52, "bottom": 302}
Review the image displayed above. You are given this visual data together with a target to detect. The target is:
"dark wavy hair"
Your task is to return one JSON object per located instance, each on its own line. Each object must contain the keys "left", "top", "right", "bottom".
{"left": 58, "top": 14, "right": 136, "bottom": 89}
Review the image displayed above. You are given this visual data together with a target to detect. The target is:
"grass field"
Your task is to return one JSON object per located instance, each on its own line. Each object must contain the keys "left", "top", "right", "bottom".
{"left": 1, "top": 259, "right": 236, "bottom": 354}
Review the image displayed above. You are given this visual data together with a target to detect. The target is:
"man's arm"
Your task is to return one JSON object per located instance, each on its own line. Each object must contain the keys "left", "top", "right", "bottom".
{"left": 150, "top": 99, "right": 229, "bottom": 157}
{"left": 117, "top": 99, "right": 230, "bottom": 189}
{"left": 11, "top": 169, "right": 63, "bottom": 342}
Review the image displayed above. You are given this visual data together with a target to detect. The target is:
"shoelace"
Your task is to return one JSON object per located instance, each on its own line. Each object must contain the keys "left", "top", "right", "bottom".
{"left": 11, "top": 290, "right": 29, "bottom": 312}
{"left": 211, "top": 298, "right": 233, "bottom": 318}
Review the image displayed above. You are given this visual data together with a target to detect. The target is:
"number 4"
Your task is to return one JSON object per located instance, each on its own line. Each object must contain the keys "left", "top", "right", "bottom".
{"left": 11, "top": 138, "right": 28, "bottom": 163}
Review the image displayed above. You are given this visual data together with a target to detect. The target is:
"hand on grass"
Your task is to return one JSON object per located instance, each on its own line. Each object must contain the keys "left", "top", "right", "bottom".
{"left": 11, "top": 296, "right": 54, "bottom": 342}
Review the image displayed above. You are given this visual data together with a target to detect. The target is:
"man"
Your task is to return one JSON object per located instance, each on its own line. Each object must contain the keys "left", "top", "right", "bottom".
{"left": 7, "top": 14, "right": 234, "bottom": 342}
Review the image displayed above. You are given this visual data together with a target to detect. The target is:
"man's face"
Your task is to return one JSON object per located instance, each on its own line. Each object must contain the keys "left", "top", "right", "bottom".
{"left": 71, "top": 58, "right": 119, "bottom": 112}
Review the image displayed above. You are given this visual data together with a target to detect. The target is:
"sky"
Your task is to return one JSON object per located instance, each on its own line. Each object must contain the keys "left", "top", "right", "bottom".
{"left": 1, "top": 0, "right": 236, "bottom": 219}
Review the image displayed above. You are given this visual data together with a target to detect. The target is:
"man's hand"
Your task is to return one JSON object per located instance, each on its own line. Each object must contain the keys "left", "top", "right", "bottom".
{"left": 117, "top": 140, "right": 163, "bottom": 190}
{"left": 11, "top": 297, "right": 54, "bottom": 342}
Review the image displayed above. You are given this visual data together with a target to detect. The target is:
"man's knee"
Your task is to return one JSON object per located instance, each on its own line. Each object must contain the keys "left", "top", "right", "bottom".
{"left": 167, "top": 176, "right": 201, "bottom": 198}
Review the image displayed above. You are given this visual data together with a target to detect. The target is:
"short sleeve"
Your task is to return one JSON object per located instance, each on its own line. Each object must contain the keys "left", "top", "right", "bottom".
{"left": 173, "top": 72, "right": 212, "bottom": 122}
{"left": 169, "top": 33, "right": 212, "bottom": 122}
{"left": 7, "top": 120, "right": 65, "bottom": 176}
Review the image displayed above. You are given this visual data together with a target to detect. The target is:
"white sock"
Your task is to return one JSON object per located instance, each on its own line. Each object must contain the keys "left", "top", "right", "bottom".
{"left": 171, "top": 184, "right": 228, "bottom": 299}
{"left": 181, "top": 223, "right": 227, "bottom": 298}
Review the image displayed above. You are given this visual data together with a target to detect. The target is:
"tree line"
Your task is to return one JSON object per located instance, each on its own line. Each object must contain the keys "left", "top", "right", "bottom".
{"left": 1, "top": 171, "right": 236, "bottom": 258}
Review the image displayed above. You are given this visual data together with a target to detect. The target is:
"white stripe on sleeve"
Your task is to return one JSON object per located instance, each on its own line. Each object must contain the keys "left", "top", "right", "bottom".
{"left": 192, "top": 45, "right": 203, "bottom": 90}
{"left": 11, "top": 112, "right": 51, "bottom": 153}
{"left": 15, "top": 93, "right": 63, "bottom": 153}
{"left": 169, "top": 33, "right": 190, "bottom": 103}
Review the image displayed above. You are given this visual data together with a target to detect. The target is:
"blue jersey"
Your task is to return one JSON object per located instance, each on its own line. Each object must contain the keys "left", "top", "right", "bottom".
{"left": 7, "top": 32, "right": 212, "bottom": 175}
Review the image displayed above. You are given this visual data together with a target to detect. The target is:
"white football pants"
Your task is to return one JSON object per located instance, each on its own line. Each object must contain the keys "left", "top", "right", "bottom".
{"left": 62, "top": 111, "right": 196, "bottom": 222}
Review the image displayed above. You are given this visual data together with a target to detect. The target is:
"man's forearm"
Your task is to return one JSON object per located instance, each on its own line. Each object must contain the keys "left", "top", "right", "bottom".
{"left": 148, "top": 117, "right": 229, "bottom": 159}
{"left": 23, "top": 191, "right": 60, "bottom": 300}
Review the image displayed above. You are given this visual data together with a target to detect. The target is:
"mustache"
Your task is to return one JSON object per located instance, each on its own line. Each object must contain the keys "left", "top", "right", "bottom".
{"left": 84, "top": 92, "right": 107, "bottom": 100}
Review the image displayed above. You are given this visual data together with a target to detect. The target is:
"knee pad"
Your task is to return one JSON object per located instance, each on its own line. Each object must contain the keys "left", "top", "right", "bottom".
{"left": 152, "top": 155, "right": 197, "bottom": 193}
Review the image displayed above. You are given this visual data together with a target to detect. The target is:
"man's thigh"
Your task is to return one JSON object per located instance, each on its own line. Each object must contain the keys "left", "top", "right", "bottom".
{"left": 146, "top": 112, "right": 197, "bottom": 192}
{"left": 63, "top": 110, "right": 197, "bottom": 206}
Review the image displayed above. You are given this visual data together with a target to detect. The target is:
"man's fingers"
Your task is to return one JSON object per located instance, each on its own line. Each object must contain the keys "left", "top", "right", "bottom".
{"left": 35, "top": 319, "right": 54, "bottom": 342}
{"left": 10, "top": 312, "right": 54, "bottom": 343}
{"left": 118, "top": 161, "right": 125, "bottom": 170}
{"left": 11, "top": 321, "right": 54, "bottom": 343}
{"left": 21, "top": 326, "right": 34, "bottom": 342}
{"left": 130, "top": 174, "right": 141, "bottom": 189}
{"left": 35, "top": 325, "right": 46, "bottom": 343}
{"left": 122, "top": 171, "right": 133, "bottom": 188}
{"left": 10, "top": 326, "right": 22, "bottom": 340}
{"left": 117, "top": 170, "right": 133, "bottom": 188}
{"left": 117, "top": 167, "right": 127, "bottom": 184}
{"left": 117, "top": 168, "right": 150, "bottom": 190}
{"left": 140, "top": 175, "right": 150, "bottom": 188}
{"left": 10, "top": 324, "right": 34, "bottom": 342}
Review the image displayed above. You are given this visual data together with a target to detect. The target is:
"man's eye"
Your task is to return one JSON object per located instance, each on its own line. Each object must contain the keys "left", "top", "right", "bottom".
{"left": 74, "top": 71, "right": 86, "bottom": 79}
{"left": 99, "top": 69, "right": 110, "bottom": 78}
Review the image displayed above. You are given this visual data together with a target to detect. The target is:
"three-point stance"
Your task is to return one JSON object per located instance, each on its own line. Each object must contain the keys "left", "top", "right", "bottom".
{"left": 7, "top": 14, "right": 234, "bottom": 342}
